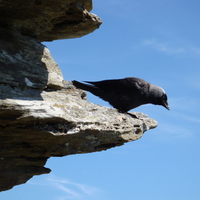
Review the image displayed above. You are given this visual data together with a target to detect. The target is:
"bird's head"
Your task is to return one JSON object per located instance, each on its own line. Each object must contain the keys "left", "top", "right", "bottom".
{"left": 150, "top": 85, "right": 170, "bottom": 110}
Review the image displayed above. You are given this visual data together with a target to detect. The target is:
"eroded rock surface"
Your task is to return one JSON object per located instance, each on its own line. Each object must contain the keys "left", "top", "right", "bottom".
{"left": 0, "top": 0, "right": 102, "bottom": 41}
{"left": 0, "top": 83, "right": 157, "bottom": 191}
{"left": 0, "top": 0, "right": 158, "bottom": 192}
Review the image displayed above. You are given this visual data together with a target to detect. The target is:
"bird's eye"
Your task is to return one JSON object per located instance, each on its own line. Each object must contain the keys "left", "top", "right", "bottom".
{"left": 162, "top": 94, "right": 167, "bottom": 101}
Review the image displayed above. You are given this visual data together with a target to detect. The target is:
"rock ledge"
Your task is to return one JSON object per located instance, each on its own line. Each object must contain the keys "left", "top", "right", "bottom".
{"left": 0, "top": 0, "right": 158, "bottom": 192}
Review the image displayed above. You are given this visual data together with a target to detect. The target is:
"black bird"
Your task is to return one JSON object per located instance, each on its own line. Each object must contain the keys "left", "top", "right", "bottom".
{"left": 72, "top": 77, "right": 169, "bottom": 112}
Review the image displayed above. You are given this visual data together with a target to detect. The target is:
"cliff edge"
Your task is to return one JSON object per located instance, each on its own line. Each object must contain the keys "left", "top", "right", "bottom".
{"left": 0, "top": 0, "right": 158, "bottom": 192}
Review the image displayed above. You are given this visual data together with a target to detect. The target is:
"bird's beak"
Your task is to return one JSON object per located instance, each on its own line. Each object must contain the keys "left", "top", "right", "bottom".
{"left": 163, "top": 101, "right": 170, "bottom": 110}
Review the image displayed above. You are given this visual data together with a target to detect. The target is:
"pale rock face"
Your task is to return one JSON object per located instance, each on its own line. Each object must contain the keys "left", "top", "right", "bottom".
{"left": 0, "top": 0, "right": 102, "bottom": 41}
{"left": 0, "top": 0, "right": 157, "bottom": 192}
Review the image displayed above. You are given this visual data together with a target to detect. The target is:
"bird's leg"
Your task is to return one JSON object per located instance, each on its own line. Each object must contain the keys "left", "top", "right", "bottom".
{"left": 126, "top": 112, "right": 138, "bottom": 119}
{"left": 117, "top": 109, "right": 138, "bottom": 119}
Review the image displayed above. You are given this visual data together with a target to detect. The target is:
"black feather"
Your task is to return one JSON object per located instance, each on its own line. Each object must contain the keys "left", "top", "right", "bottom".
{"left": 72, "top": 77, "right": 169, "bottom": 112}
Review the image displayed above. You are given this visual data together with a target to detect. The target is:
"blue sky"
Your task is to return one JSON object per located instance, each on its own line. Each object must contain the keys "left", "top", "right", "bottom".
{"left": 2, "top": 0, "right": 200, "bottom": 199}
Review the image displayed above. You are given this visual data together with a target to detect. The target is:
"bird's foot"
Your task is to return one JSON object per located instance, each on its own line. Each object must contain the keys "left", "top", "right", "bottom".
{"left": 126, "top": 112, "right": 138, "bottom": 119}
{"left": 117, "top": 109, "right": 138, "bottom": 119}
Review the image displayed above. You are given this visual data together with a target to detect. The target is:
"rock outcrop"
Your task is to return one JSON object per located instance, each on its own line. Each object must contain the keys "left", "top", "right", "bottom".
{"left": 0, "top": 0, "right": 101, "bottom": 41}
{"left": 0, "top": 0, "right": 158, "bottom": 192}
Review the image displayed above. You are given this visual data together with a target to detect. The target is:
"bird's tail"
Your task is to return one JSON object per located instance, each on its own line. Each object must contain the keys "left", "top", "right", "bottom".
{"left": 72, "top": 80, "right": 103, "bottom": 97}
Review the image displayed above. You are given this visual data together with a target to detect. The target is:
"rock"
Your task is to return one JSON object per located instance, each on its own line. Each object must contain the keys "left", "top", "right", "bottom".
{"left": 0, "top": 84, "right": 157, "bottom": 191}
{"left": 0, "top": 0, "right": 102, "bottom": 41}
{"left": 0, "top": 28, "right": 64, "bottom": 90}
{"left": 0, "top": 157, "right": 50, "bottom": 192}
{"left": 0, "top": 0, "right": 158, "bottom": 192}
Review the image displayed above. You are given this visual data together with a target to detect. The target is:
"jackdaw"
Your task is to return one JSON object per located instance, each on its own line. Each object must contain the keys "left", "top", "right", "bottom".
{"left": 72, "top": 77, "right": 169, "bottom": 112}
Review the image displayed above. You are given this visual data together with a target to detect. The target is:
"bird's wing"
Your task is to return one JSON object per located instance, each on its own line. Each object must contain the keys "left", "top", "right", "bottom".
{"left": 85, "top": 77, "right": 148, "bottom": 91}
{"left": 72, "top": 80, "right": 105, "bottom": 97}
